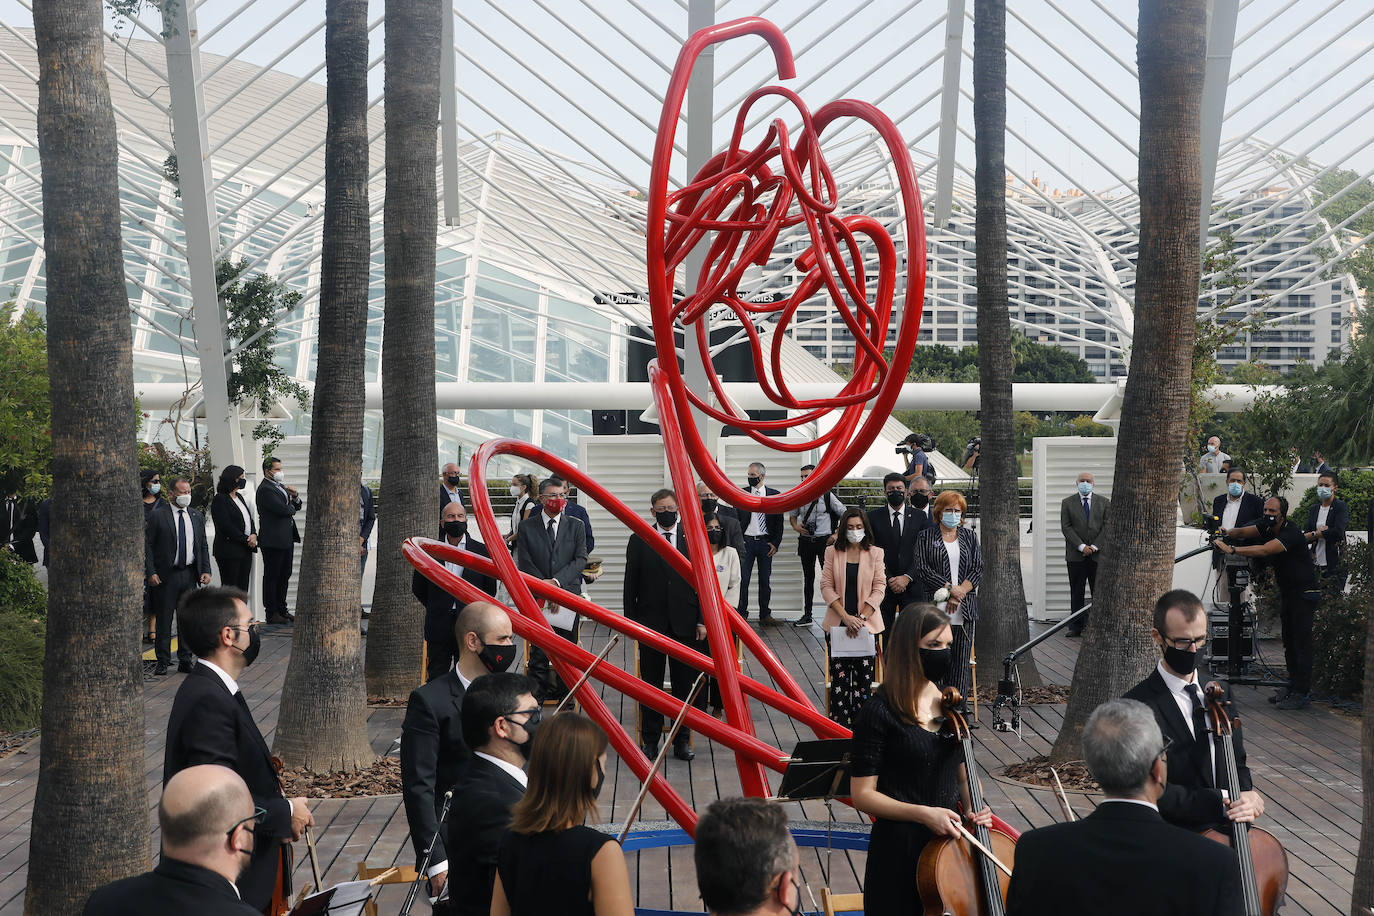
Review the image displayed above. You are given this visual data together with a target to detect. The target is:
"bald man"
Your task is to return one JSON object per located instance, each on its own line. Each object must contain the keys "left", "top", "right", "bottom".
{"left": 439, "top": 462, "right": 466, "bottom": 513}
{"left": 84, "top": 765, "right": 260, "bottom": 915}
{"left": 413, "top": 502, "right": 500, "bottom": 680}
{"left": 401, "top": 602, "right": 516, "bottom": 908}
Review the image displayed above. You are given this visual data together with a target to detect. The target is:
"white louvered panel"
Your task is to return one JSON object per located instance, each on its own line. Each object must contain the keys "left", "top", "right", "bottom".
{"left": 578, "top": 434, "right": 671, "bottom": 616}
{"left": 1030, "top": 437, "right": 1117, "bottom": 622}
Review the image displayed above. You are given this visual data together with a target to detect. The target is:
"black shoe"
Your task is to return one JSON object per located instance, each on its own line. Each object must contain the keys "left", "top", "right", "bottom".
{"left": 1275, "top": 692, "right": 1310, "bottom": 710}
{"left": 360, "top": 607, "right": 371, "bottom": 619}
{"left": 266, "top": 613, "right": 293, "bottom": 626}
{"left": 759, "top": 616, "right": 784, "bottom": 627}
{"left": 1065, "top": 628, "right": 1083, "bottom": 638}
{"left": 793, "top": 615, "right": 814, "bottom": 628}
{"left": 177, "top": 660, "right": 194, "bottom": 674}
{"left": 1268, "top": 687, "right": 1291, "bottom": 705}
{"left": 142, "top": 635, "right": 155, "bottom": 645}
{"left": 154, "top": 663, "right": 169, "bottom": 676}
{"left": 640, "top": 742, "right": 660, "bottom": 760}
{"left": 673, "top": 740, "right": 695, "bottom": 762}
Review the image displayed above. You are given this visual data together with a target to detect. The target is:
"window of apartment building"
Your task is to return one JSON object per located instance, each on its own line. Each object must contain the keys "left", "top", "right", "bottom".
{"left": 938, "top": 328, "right": 958, "bottom": 341}
{"left": 1332, "top": 328, "right": 1343, "bottom": 342}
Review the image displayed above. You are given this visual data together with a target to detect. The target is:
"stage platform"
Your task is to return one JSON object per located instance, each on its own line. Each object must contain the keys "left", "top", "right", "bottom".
{"left": 0, "top": 619, "right": 1362, "bottom": 914}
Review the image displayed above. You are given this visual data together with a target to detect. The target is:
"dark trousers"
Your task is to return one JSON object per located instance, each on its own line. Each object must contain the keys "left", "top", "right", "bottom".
{"left": 1065, "top": 559, "right": 1097, "bottom": 633}
{"left": 797, "top": 536, "right": 827, "bottom": 615}
{"left": 947, "top": 621, "right": 975, "bottom": 704}
{"left": 153, "top": 566, "right": 197, "bottom": 666}
{"left": 1317, "top": 564, "right": 1347, "bottom": 595}
{"left": 261, "top": 546, "right": 294, "bottom": 618}
{"left": 640, "top": 634, "right": 702, "bottom": 746}
{"left": 216, "top": 553, "right": 252, "bottom": 592}
{"left": 527, "top": 622, "right": 577, "bottom": 701}
{"left": 1278, "top": 589, "right": 1317, "bottom": 694}
{"left": 425, "top": 607, "right": 458, "bottom": 682}
{"left": 740, "top": 537, "right": 774, "bottom": 619}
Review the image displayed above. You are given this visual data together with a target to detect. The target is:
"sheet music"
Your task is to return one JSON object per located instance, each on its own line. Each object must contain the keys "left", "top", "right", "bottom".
{"left": 288, "top": 879, "right": 372, "bottom": 915}
{"left": 830, "top": 626, "right": 876, "bottom": 658}
{"left": 543, "top": 603, "right": 576, "bottom": 630}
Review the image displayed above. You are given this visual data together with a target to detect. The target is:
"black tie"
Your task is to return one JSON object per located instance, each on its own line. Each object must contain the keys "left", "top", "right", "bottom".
{"left": 663, "top": 530, "right": 672, "bottom": 543}
{"left": 1184, "top": 683, "right": 1213, "bottom": 784}
{"left": 893, "top": 511, "right": 901, "bottom": 537}
{"left": 547, "top": 518, "right": 556, "bottom": 546}
{"left": 176, "top": 509, "right": 188, "bottom": 567}
{"left": 1083, "top": 497, "right": 1091, "bottom": 524}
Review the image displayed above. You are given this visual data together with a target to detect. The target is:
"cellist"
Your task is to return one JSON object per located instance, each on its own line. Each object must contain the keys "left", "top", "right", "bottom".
{"left": 1124, "top": 590, "right": 1266, "bottom": 830}
{"left": 849, "top": 603, "right": 993, "bottom": 916}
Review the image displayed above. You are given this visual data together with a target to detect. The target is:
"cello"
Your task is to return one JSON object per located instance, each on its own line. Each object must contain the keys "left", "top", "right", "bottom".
{"left": 1200, "top": 682, "right": 1289, "bottom": 916}
{"left": 917, "top": 687, "right": 1018, "bottom": 916}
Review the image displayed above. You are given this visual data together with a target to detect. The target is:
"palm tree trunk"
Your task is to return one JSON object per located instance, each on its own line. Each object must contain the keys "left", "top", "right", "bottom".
{"left": 273, "top": 0, "right": 373, "bottom": 769}
{"left": 1353, "top": 543, "right": 1374, "bottom": 914}
{"left": 972, "top": 0, "right": 1040, "bottom": 690}
{"left": 1050, "top": 0, "right": 1207, "bottom": 763}
{"left": 364, "top": 0, "right": 442, "bottom": 698}
{"left": 25, "top": 0, "right": 148, "bottom": 910}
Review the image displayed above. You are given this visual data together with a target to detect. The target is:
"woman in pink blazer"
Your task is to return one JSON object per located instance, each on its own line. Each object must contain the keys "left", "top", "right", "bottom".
{"left": 820, "top": 507, "right": 886, "bottom": 727}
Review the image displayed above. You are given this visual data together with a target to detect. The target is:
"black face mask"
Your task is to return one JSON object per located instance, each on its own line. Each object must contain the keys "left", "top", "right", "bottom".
{"left": 655, "top": 509, "right": 678, "bottom": 529}
{"left": 919, "top": 647, "right": 951, "bottom": 683}
{"left": 592, "top": 760, "right": 605, "bottom": 799}
{"left": 700, "top": 497, "right": 718, "bottom": 516}
{"left": 1162, "top": 644, "right": 1198, "bottom": 676}
{"left": 511, "top": 711, "right": 540, "bottom": 759}
{"left": 235, "top": 627, "right": 262, "bottom": 667}
{"left": 478, "top": 641, "right": 515, "bottom": 673}
{"left": 446, "top": 475, "right": 461, "bottom": 487}
{"left": 909, "top": 492, "right": 930, "bottom": 509}
{"left": 707, "top": 528, "right": 724, "bottom": 546}
{"left": 886, "top": 490, "right": 906, "bottom": 508}
{"left": 443, "top": 520, "right": 468, "bottom": 540}
{"left": 235, "top": 478, "right": 246, "bottom": 490}
{"left": 747, "top": 475, "right": 762, "bottom": 489}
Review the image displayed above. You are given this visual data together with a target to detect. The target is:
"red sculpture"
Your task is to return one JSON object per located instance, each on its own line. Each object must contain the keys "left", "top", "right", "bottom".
{"left": 405, "top": 15, "right": 925, "bottom": 834}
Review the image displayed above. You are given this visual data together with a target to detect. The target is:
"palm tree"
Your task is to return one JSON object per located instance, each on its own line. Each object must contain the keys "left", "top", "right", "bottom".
{"left": 1051, "top": 0, "right": 1208, "bottom": 763}
{"left": 25, "top": 0, "right": 149, "bottom": 910}
{"left": 1354, "top": 545, "right": 1374, "bottom": 914}
{"left": 364, "top": 0, "right": 443, "bottom": 698}
{"left": 273, "top": 0, "right": 374, "bottom": 770}
{"left": 971, "top": 0, "right": 1041, "bottom": 690}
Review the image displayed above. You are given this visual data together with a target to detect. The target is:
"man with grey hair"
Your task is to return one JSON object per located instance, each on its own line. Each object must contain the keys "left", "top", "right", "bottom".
{"left": 736, "top": 462, "right": 784, "bottom": 625}
{"left": 1005, "top": 699, "right": 1242, "bottom": 916}
{"left": 694, "top": 797, "right": 801, "bottom": 916}
{"left": 84, "top": 765, "right": 260, "bottom": 915}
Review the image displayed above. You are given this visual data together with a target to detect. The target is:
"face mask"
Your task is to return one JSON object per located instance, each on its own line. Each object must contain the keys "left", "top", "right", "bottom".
{"left": 236, "top": 478, "right": 246, "bottom": 490}
{"left": 700, "top": 497, "right": 718, "bottom": 516}
{"left": 446, "top": 475, "right": 461, "bottom": 487}
{"left": 509, "top": 483, "right": 523, "bottom": 498}
{"left": 477, "top": 641, "right": 515, "bottom": 673}
{"left": 779, "top": 876, "right": 803, "bottom": 916}
{"left": 747, "top": 475, "right": 762, "bottom": 489}
{"left": 707, "top": 528, "right": 724, "bottom": 546}
{"left": 543, "top": 497, "right": 566, "bottom": 515}
{"left": 846, "top": 529, "right": 865, "bottom": 544}
{"left": 443, "top": 520, "right": 467, "bottom": 540}
{"left": 273, "top": 471, "right": 285, "bottom": 483}
{"left": 1162, "top": 643, "right": 1197, "bottom": 677}
{"left": 1207, "top": 444, "right": 1217, "bottom": 454}
{"left": 234, "top": 627, "right": 262, "bottom": 667}
{"left": 148, "top": 483, "right": 161, "bottom": 495}
{"left": 942, "top": 511, "right": 962, "bottom": 529}
{"left": 919, "top": 647, "right": 952, "bottom": 683}
{"left": 886, "top": 490, "right": 906, "bottom": 508}
{"left": 1317, "top": 486, "right": 1332, "bottom": 501}
{"left": 909, "top": 491, "right": 930, "bottom": 509}
{"left": 511, "top": 711, "right": 540, "bottom": 759}
{"left": 592, "top": 760, "right": 605, "bottom": 799}
{"left": 655, "top": 509, "right": 678, "bottom": 529}
{"left": 1077, "top": 481, "right": 1092, "bottom": 497}
{"left": 174, "top": 493, "right": 192, "bottom": 508}
{"left": 1227, "top": 482, "right": 1243, "bottom": 498}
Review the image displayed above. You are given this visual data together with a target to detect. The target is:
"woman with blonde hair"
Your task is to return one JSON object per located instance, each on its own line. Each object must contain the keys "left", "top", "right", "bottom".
{"left": 913, "top": 490, "right": 982, "bottom": 705}
{"left": 491, "top": 713, "right": 632, "bottom": 916}
{"left": 818, "top": 507, "right": 885, "bottom": 727}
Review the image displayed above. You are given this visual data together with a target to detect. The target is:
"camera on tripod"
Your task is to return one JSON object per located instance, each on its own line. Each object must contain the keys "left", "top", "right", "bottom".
{"left": 961, "top": 436, "right": 981, "bottom": 467}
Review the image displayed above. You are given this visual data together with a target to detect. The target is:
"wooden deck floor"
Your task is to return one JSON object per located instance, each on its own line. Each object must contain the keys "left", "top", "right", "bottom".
{"left": 0, "top": 620, "right": 1363, "bottom": 914}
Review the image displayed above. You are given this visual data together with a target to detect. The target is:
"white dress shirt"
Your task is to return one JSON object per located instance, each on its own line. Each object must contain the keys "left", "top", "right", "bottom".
{"left": 174, "top": 507, "right": 196, "bottom": 566}
{"left": 1315, "top": 504, "right": 1330, "bottom": 566}
{"left": 744, "top": 486, "right": 768, "bottom": 536}
{"left": 1221, "top": 495, "right": 1243, "bottom": 532}
{"left": 1156, "top": 661, "right": 1215, "bottom": 780}
{"left": 474, "top": 751, "right": 528, "bottom": 788}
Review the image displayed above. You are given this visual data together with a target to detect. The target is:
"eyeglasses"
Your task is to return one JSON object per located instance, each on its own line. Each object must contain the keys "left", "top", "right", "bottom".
{"left": 1157, "top": 736, "right": 1174, "bottom": 761}
{"left": 225, "top": 807, "right": 267, "bottom": 841}
{"left": 505, "top": 707, "right": 542, "bottom": 726}
{"left": 1161, "top": 634, "right": 1207, "bottom": 650}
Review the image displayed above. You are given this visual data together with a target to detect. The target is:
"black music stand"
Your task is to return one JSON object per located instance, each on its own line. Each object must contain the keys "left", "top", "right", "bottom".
{"left": 286, "top": 880, "right": 374, "bottom": 916}
{"left": 776, "top": 738, "right": 853, "bottom": 886}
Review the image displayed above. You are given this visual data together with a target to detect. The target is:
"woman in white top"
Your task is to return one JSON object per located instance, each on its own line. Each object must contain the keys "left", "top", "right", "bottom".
{"left": 913, "top": 490, "right": 982, "bottom": 708}
{"left": 703, "top": 511, "right": 741, "bottom": 716}
{"left": 506, "top": 473, "right": 539, "bottom": 548}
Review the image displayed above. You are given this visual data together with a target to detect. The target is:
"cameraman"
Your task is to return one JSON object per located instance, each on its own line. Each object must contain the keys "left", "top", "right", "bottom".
{"left": 1213, "top": 496, "right": 1320, "bottom": 710}
{"left": 788, "top": 464, "right": 846, "bottom": 628}
{"left": 899, "top": 434, "right": 936, "bottom": 487}
{"left": 962, "top": 437, "right": 981, "bottom": 473}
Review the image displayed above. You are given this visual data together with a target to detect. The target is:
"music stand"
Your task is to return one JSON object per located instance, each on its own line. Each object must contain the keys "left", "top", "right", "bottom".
{"left": 775, "top": 738, "right": 853, "bottom": 886}
{"left": 287, "top": 880, "right": 375, "bottom": 916}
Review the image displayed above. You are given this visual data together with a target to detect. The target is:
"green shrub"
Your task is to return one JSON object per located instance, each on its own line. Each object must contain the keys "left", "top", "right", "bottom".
{"left": 0, "top": 548, "right": 45, "bottom": 619}
{"left": 1311, "top": 540, "right": 1370, "bottom": 702}
{"left": 0, "top": 611, "right": 43, "bottom": 732}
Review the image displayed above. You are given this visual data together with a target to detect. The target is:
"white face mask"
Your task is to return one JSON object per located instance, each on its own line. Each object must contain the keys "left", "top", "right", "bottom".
{"left": 845, "top": 529, "right": 865, "bottom": 544}
{"left": 273, "top": 471, "right": 285, "bottom": 483}
{"left": 174, "top": 493, "right": 191, "bottom": 508}
{"left": 509, "top": 483, "right": 523, "bottom": 498}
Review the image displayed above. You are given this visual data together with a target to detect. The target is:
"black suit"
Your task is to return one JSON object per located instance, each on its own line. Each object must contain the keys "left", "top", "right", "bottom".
{"left": 83, "top": 856, "right": 258, "bottom": 916}
{"left": 867, "top": 503, "right": 931, "bottom": 631}
{"left": 360, "top": 483, "right": 376, "bottom": 578}
{"left": 446, "top": 755, "right": 525, "bottom": 916}
{"left": 411, "top": 538, "right": 498, "bottom": 681}
{"left": 2, "top": 494, "right": 38, "bottom": 563}
{"left": 210, "top": 490, "right": 257, "bottom": 592}
{"left": 625, "top": 527, "right": 703, "bottom": 745}
{"left": 164, "top": 664, "right": 294, "bottom": 911}
{"left": 256, "top": 479, "right": 301, "bottom": 619}
{"left": 734, "top": 486, "right": 783, "bottom": 619}
{"left": 1124, "top": 669, "right": 1253, "bottom": 830}
{"left": 1211, "top": 491, "right": 1264, "bottom": 570}
{"left": 400, "top": 670, "right": 469, "bottom": 875}
{"left": 146, "top": 502, "right": 211, "bottom": 667}
{"left": 440, "top": 484, "right": 468, "bottom": 513}
{"left": 516, "top": 511, "right": 587, "bottom": 697}
{"left": 1305, "top": 497, "right": 1349, "bottom": 590}
{"left": 1005, "top": 801, "right": 1243, "bottom": 916}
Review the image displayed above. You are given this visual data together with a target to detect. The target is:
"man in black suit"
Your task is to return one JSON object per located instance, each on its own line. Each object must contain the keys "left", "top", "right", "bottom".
{"left": 256, "top": 456, "right": 302, "bottom": 625}
{"left": 1212, "top": 467, "right": 1264, "bottom": 570}
{"left": 625, "top": 488, "right": 707, "bottom": 761}
{"left": 867, "top": 473, "right": 930, "bottom": 632}
{"left": 515, "top": 478, "right": 587, "bottom": 701}
{"left": 146, "top": 478, "right": 212, "bottom": 675}
{"left": 1124, "top": 589, "right": 1265, "bottom": 831}
{"left": 401, "top": 601, "right": 515, "bottom": 910}
{"left": 84, "top": 765, "right": 261, "bottom": 915}
{"left": 414, "top": 501, "right": 500, "bottom": 681}
{"left": 37, "top": 496, "right": 50, "bottom": 567}
{"left": 1304, "top": 469, "right": 1348, "bottom": 592}
{"left": 1005, "top": 698, "right": 1243, "bottom": 916}
{"left": 1, "top": 468, "right": 38, "bottom": 564}
{"left": 696, "top": 480, "right": 744, "bottom": 558}
{"left": 1060, "top": 471, "right": 1110, "bottom": 636}
{"left": 360, "top": 479, "right": 375, "bottom": 580}
{"left": 440, "top": 461, "right": 466, "bottom": 512}
{"left": 737, "top": 462, "right": 784, "bottom": 625}
{"left": 164, "top": 587, "right": 313, "bottom": 911}
{"left": 447, "top": 672, "right": 537, "bottom": 916}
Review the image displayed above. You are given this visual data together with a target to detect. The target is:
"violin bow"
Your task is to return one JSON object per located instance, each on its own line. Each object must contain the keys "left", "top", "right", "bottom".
{"left": 1049, "top": 766, "right": 1077, "bottom": 822}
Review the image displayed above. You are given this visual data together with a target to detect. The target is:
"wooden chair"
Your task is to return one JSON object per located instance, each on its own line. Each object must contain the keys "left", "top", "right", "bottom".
{"left": 354, "top": 862, "right": 419, "bottom": 916}
{"left": 821, "top": 887, "right": 864, "bottom": 915}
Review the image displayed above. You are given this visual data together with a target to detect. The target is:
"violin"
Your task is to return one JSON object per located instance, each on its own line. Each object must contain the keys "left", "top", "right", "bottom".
{"left": 1199, "top": 682, "right": 1289, "bottom": 916}
{"left": 917, "top": 687, "right": 1018, "bottom": 916}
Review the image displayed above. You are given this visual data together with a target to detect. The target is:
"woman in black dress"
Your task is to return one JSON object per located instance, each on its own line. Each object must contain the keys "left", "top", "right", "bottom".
{"left": 209, "top": 464, "right": 257, "bottom": 592}
{"left": 491, "top": 712, "right": 633, "bottom": 916}
{"left": 850, "top": 603, "right": 993, "bottom": 916}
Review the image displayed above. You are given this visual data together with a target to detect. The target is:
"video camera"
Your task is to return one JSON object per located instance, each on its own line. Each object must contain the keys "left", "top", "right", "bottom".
{"left": 961, "top": 436, "right": 981, "bottom": 467}
{"left": 896, "top": 433, "right": 936, "bottom": 456}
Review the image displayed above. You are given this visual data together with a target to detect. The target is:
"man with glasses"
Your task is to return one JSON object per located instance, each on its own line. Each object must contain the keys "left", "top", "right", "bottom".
{"left": 1005, "top": 699, "right": 1242, "bottom": 915}
{"left": 1125, "top": 589, "right": 1266, "bottom": 831}
{"left": 515, "top": 478, "right": 588, "bottom": 702}
{"left": 164, "top": 587, "right": 313, "bottom": 911}
{"left": 84, "top": 765, "right": 262, "bottom": 915}
{"left": 446, "top": 672, "right": 538, "bottom": 916}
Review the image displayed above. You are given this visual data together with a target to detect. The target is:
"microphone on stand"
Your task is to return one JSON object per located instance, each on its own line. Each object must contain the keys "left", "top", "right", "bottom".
{"left": 401, "top": 790, "right": 454, "bottom": 916}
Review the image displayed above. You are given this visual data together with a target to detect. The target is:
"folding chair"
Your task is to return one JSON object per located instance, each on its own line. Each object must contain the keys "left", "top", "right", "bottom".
{"left": 821, "top": 887, "right": 864, "bottom": 916}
